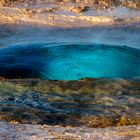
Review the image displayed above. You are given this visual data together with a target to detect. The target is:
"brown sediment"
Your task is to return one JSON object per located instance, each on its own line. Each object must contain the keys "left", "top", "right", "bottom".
{"left": 0, "top": 78, "right": 140, "bottom": 127}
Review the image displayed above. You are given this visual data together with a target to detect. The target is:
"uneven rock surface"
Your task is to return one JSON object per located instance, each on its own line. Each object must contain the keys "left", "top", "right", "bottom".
{"left": 0, "top": 78, "right": 140, "bottom": 127}
{"left": 0, "top": 1, "right": 140, "bottom": 26}
{"left": 0, "top": 0, "right": 140, "bottom": 9}
{"left": 0, "top": 121, "right": 140, "bottom": 140}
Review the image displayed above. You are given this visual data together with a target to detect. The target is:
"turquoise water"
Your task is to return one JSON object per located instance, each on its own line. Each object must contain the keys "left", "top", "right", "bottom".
{"left": 0, "top": 43, "right": 140, "bottom": 80}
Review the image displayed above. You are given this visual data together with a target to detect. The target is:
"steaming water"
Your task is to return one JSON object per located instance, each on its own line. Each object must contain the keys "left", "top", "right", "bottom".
{"left": 0, "top": 43, "right": 140, "bottom": 80}
{"left": 0, "top": 42, "right": 140, "bottom": 126}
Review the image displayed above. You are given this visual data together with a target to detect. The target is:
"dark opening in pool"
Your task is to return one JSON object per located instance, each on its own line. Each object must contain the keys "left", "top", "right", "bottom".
{"left": 0, "top": 43, "right": 140, "bottom": 80}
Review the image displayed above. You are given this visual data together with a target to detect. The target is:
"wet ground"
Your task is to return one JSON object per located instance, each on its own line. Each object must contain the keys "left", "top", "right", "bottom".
{"left": 0, "top": 7, "right": 140, "bottom": 138}
{"left": 0, "top": 23, "right": 140, "bottom": 127}
{"left": 0, "top": 78, "right": 140, "bottom": 127}
{"left": 0, "top": 23, "right": 140, "bottom": 49}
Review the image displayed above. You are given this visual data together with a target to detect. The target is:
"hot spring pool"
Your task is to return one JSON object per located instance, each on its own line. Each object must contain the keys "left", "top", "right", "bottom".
{"left": 0, "top": 43, "right": 140, "bottom": 80}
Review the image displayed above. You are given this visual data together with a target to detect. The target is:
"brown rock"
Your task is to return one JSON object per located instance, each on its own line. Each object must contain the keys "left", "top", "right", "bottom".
{"left": 70, "top": 5, "right": 89, "bottom": 13}
{"left": 0, "top": 0, "right": 6, "bottom": 6}
{"left": 0, "top": 76, "right": 5, "bottom": 81}
{"left": 127, "top": 1, "right": 138, "bottom": 9}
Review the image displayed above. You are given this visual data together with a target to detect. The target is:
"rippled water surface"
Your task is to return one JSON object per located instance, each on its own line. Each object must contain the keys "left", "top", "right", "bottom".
{"left": 0, "top": 78, "right": 140, "bottom": 127}
{"left": 0, "top": 24, "right": 140, "bottom": 127}
{"left": 0, "top": 43, "right": 140, "bottom": 80}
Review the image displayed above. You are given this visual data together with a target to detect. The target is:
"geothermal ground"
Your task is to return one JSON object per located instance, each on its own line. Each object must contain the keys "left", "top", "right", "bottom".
{"left": 0, "top": 1, "right": 140, "bottom": 26}
{"left": 0, "top": 1, "right": 140, "bottom": 140}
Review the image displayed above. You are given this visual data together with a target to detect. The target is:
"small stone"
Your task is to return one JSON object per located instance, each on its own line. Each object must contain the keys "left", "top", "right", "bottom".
{"left": 70, "top": 5, "right": 89, "bottom": 13}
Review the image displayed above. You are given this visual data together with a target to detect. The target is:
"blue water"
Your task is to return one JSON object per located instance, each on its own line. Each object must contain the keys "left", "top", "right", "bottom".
{"left": 0, "top": 43, "right": 140, "bottom": 80}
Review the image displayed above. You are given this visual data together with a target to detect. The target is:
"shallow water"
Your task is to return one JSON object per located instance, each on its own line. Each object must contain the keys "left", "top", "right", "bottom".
{"left": 0, "top": 24, "right": 140, "bottom": 127}
{"left": 0, "top": 43, "right": 140, "bottom": 80}
{"left": 0, "top": 78, "right": 140, "bottom": 127}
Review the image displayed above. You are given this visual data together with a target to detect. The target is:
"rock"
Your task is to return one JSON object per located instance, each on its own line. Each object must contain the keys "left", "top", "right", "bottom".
{"left": 0, "top": 0, "right": 6, "bottom": 6}
{"left": 0, "top": 0, "right": 25, "bottom": 6}
{"left": 98, "top": 0, "right": 109, "bottom": 9}
{"left": 0, "top": 121, "right": 140, "bottom": 139}
{"left": 0, "top": 76, "right": 5, "bottom": 81}
{"left": 127, "top": 1, "right": 138, "bottom": 9}
{"left": 70, "top": 5, "right": 89, "bottom": 13}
